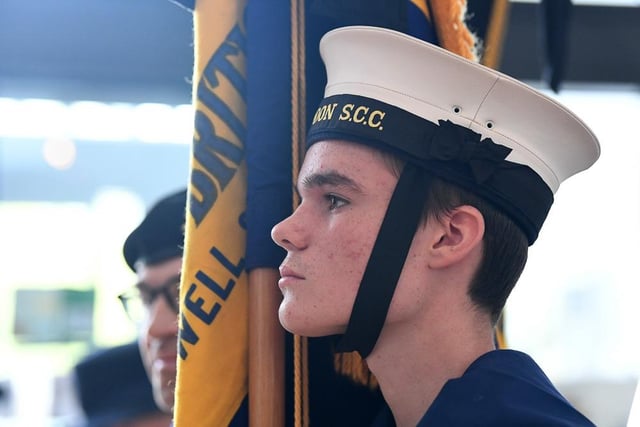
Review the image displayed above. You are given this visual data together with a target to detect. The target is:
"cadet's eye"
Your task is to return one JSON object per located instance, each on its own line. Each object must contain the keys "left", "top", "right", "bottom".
{"left": 325, "top": 194, "right": 347, "bottom": 211}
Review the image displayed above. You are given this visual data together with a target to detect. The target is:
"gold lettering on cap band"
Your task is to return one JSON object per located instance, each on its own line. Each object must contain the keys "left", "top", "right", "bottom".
{"left": 312, "top": 102, "right": 338, "bottom": 125}
{"left": 339, "top": 104, "right": 386, "bottom": 130}
{"left": 311, "top": 102, "right": 387, "bottom": 130}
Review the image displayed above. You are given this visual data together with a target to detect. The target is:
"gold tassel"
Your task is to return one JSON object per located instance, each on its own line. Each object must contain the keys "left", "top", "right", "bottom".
{"left": 428, "top": 0, "right": 479, "bottom": 61}
{"left": 333, "top": 351, "right": 379, "bottom": 390}
{"left": 496, "top": 314, "right": 508, "bottom": 349}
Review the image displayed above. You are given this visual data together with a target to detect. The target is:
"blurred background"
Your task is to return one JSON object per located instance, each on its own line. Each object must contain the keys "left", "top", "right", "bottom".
{"left": 0, "top": 0, "right": 639, "bottom": 426}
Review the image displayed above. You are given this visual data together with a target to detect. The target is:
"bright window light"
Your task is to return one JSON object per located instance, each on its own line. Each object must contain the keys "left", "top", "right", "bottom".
{"left": 42, "top": 137, "right": 77, "bottom": 170}
{"left": 0, "top": 97, "right": 193, "bottom": 144}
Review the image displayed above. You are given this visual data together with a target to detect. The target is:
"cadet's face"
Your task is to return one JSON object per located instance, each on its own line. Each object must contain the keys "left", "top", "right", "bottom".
{"left": 271, "top": 140, "right": 397, "bottom": 336}
{"left": 136, "top": 257, "right": 181, "bottom": 413}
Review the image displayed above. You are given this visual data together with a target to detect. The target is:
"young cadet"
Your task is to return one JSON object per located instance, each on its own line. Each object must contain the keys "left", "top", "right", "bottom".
{"left": 271, "top": 26, "right": 599, "bottom": 426}
{"left": 119, "top": 189, "right": 187, "bottom": 416}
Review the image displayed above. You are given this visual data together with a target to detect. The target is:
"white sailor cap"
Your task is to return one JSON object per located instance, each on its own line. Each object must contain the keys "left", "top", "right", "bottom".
{"left": 307, "top": 25, "right": 600, "bottom": 244}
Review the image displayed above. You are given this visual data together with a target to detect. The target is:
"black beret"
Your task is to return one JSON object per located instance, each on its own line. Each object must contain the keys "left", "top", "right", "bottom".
{"left": 123, "top": 189, "right": 187, "bottom": 271}
{"left": 73, "top": 342, "right": 161, "bottom": 427}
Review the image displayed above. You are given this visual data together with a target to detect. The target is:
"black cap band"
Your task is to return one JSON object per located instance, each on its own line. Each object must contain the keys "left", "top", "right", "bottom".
{"left": 308, "top": 94, "right": 553, "bottom": 245}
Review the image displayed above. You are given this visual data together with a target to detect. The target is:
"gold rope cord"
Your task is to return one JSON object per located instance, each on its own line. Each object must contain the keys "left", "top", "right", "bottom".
{"left": 290, "top": 0, "right": 308, "bottom": 426}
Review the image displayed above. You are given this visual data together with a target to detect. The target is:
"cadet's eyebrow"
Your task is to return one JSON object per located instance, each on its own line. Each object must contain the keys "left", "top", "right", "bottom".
{"left": 301, "top": 170, "right": 363, "bottom": 193}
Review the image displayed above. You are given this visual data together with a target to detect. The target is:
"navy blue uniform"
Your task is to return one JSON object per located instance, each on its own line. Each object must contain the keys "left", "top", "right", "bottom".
{"left": 374, "top": 350, "right": 594, "bottom": 426}
{"left": 419, "top": 350, "right": 594, "bottom": 426}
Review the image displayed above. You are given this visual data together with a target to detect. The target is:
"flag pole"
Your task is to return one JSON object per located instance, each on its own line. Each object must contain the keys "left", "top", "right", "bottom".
{"left": 245, "top": 0, "right": 305, "bottom": 424}
{"left": 248, "top": 268, "right": 285, "bottom": 427}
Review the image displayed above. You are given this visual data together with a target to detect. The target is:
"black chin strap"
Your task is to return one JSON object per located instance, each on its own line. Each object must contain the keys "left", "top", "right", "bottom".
{"left": 336, "top": 163, "right": 431, "bottom": 358}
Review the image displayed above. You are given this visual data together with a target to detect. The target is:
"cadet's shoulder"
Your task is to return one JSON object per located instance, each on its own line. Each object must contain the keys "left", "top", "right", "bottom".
{"left": 418, "top": 350, "right": 596, "bottom": 427}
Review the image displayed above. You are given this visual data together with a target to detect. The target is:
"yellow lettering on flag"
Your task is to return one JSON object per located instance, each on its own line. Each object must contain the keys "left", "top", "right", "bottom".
{"left": 174, "top": 1, "right": 248, "bottom": 426}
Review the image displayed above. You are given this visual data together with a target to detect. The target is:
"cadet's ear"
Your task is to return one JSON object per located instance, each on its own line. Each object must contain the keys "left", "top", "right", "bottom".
{"left": 428, "top": 205, "right": 484, "bottom": 269}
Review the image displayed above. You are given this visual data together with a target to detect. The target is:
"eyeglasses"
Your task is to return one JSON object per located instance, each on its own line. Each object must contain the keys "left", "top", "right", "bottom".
{"left": 118, "top": 273, "right": 181, "bottom": 325}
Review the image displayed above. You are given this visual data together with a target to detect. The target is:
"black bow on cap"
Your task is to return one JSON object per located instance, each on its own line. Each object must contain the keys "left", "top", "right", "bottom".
{"left": 427, "top": 120, "right": 512, "bottom": 183}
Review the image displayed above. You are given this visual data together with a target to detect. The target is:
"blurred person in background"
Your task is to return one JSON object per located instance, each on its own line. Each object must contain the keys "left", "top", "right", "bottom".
{"left": 72, "top": 341, "right": 171, "bottom": 427}
{"left": 118, "top": 189, "right": 187, "bottom": 415}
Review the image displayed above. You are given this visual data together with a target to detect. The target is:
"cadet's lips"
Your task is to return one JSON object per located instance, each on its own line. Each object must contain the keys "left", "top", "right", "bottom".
{"left": 278, "top": 265, "right": 305, "bottom": 288}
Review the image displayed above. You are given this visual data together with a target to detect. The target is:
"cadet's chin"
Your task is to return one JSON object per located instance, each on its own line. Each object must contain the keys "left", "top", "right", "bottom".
{"left": 277, "top": 303, "right": 298, "bottom": 334}
{"left": 278, "top": 303, "right": 346, "bottom": 338}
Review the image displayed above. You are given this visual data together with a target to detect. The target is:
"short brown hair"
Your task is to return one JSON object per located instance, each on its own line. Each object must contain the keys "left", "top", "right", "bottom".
{"left": 380, "top": 151, "right": 528, "bottom": 324}
{"left": 423, "top": 179, "right": 528, "bottom": 324}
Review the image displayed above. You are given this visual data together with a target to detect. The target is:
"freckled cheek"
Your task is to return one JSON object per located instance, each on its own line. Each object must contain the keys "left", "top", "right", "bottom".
{"left": 345, "top": 243, "right": 367, "bottom": 262}
{"left": 340, "top": 239, "right": 374, "bottom": 283}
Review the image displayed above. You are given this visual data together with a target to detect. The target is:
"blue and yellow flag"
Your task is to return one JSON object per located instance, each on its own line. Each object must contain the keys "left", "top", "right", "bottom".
{"left": 174, "top": 1, "right": 248, "bottom": 426}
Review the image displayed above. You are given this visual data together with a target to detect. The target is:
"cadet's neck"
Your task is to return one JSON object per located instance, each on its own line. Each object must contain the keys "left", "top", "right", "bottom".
{"left": 365, "top": 290, "right": 496, "bottom": 427}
